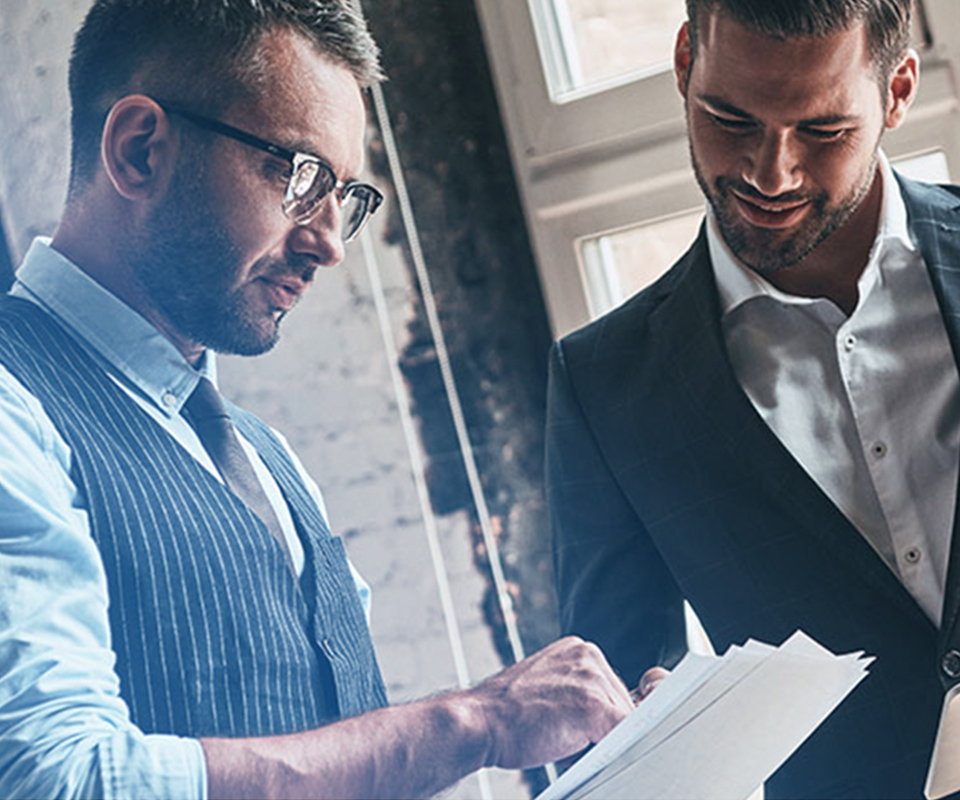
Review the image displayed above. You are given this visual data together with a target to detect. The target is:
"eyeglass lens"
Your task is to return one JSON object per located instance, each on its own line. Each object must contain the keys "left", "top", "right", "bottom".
{"left": 281, "top": 159, "right": 380, "bottom": 242}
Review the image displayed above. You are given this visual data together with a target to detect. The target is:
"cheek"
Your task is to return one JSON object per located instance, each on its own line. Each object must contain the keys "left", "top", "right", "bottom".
{"left": 806, "top": 140, "right": 876, "bottom": 199}
{"left": 688, "top": 117, "right": 739, "bottom": 177}
{"left": 206, "top": 157, "right": 290, "bottom": 259}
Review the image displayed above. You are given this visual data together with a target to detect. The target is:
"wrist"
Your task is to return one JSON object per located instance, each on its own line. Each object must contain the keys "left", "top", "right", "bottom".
{"left": 430, "top": 688, "right": 495, "bottom": 771}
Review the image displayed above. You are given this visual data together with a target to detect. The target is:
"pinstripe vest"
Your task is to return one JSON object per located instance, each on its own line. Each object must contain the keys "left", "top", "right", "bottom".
{"left": 0, "top": 295, "right": 387, "bottom": 737}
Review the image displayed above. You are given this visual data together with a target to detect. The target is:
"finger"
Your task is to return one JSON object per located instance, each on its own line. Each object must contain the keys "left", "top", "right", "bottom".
{"left": 572, "top": 639, "right": 635, "bottom": 715}
{"left": 638, "top": 667, "right": 670, "bottom": 699}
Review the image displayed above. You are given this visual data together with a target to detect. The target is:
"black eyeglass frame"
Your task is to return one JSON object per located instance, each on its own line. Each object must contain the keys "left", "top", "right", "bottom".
{"left": 156, "top": 100, "right": 383, "bottom": 241}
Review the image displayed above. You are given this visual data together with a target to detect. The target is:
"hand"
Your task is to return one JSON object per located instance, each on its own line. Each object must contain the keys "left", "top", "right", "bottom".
{"left": 633, "top": 666, "right": 670, "bottom": 703}
{"left": 469, "top": 636, "right": 633, "bottom": 770}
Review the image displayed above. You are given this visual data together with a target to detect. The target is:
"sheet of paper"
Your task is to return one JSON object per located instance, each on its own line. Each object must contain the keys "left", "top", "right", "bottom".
{"left": 926, "top": 682, "right": 960, "bottom": 799}
{"left": 537, "top": 630, "right": 872, "bottom": 800}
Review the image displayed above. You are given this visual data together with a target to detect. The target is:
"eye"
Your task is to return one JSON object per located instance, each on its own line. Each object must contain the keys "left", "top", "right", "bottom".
{"left": 800, "top": 127, "right": 847, "bottom": 141}
{"left": 707, "top": 112, "right": 756, "bottom": 132}
{"left": 264, "top": 158, "right": 293, "bottom": 184}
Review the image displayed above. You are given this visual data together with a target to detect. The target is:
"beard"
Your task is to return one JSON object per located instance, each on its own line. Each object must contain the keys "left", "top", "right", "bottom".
{"left": 128, "top": 158, "right": 288, "bottom": 357}
{"left": 691, "top": 145, "right": 879, "bottom": 277}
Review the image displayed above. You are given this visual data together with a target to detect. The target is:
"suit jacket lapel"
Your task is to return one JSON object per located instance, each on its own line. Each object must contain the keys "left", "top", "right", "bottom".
{"left": 653, "top": 227, "right": 930, "bottom": 627}
{"left": 900, "top": 178, "right": 960, "bottom": 648}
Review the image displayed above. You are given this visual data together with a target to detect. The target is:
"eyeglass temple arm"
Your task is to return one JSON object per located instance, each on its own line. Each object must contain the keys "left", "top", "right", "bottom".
{"left": 157, "top": 101, "right": 298, "bottom": 164}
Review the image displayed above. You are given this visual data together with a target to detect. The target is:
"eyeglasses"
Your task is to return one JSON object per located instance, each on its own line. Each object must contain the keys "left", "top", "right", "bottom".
{"left": 158, "top": 101, "right": 383, "bottom": 243}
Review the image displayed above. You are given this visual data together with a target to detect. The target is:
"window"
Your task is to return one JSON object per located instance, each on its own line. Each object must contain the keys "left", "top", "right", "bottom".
{"left": 476, "top": 0, "right": 960, "bottom": 336}
{"left": 530, "top": 0, "right": 686, "bottom": 100}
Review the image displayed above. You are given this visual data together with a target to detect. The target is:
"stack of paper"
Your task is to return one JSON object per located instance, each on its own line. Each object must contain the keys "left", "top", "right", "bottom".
{"left": 537, "top": 630, "right": 873, "bottom": 800}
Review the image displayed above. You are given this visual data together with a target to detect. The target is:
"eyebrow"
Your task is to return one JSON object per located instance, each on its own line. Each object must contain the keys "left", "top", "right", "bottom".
{"left": 280, "top": 134, "right": 361, "bottom": 184}
{"left": 697, "top": 94, "right": 862, "bottom": 127}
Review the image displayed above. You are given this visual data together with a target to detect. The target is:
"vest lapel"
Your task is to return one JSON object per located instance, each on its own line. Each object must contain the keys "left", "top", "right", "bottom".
{"left": 231, "top": 407, "right": 388, "bottom": 717}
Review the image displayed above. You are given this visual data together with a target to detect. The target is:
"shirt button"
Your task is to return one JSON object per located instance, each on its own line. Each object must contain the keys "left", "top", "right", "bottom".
{"left": 843, "top": 334, "right": 857, "bottom": 351}
{"left": 162, "top": 391, "right": 178, "bottom": 408}
{"left": 904, "top": 547, "right": 922, "bottom": 565}
{"left": 943, "top": 650, "right": 960, "bottom": 679}
{"left": 870, "top": 441, "right": 887, "bottom": 459}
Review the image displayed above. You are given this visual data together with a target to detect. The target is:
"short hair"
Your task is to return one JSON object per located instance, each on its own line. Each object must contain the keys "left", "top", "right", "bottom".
{"left": 684, "top": 0, "right": 913, "bottom": 83}
{"left": 67, "top": 0, "right": 383, "bottom": 193}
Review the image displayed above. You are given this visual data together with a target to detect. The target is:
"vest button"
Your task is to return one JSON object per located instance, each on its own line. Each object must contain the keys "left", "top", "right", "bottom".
{"left": 943, "top": 650, "right": 960, "bottom": 679}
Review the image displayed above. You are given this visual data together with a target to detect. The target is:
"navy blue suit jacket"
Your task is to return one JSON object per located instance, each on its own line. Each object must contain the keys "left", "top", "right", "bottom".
{"left": 548, "top": 177, "right": 960, "bottom": 799}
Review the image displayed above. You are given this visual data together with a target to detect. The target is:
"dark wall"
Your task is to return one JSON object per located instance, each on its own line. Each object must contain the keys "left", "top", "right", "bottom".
{"left": 363, "top": 1, "right": 560, "bottom": 660}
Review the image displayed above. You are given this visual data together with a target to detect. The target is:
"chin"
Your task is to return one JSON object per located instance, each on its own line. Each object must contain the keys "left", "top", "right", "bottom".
{"left": 199, "top": 317, "right": 281, "bottom": 357}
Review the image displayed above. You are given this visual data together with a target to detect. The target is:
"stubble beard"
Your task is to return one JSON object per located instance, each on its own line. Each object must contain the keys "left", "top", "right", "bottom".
{"left": 690, "top": 144, "right": 879, "bottom": 277}
{"left": 129, "top": 161, "right": 284, "bottom": 357}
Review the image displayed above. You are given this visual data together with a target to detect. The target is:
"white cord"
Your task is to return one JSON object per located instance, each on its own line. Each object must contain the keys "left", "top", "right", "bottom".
{"left": 352, "top": 0, "right": 558, "bottom": 784}
{"left": 360, "top": 228, "right": 494, "bottom": 800}
{"left": 365, "top": 78, "right": 526, "bottom": 667}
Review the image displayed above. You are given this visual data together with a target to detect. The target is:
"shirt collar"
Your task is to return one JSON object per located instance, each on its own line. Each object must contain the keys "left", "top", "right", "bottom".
{"left": 10, "top": 238, "right": 215, "bottom": 416}
{"left": 709, "top": 151, "right": 916, "bottom": 316}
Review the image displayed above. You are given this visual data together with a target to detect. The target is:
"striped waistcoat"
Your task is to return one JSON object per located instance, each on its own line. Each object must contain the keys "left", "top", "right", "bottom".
{"left": 0, "top": 296, "right": 387, "bottom": 737}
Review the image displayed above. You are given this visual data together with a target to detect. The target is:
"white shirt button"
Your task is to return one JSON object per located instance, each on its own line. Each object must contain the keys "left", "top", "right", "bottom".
{"left": 162, "top": 391, "right": 178, "bottom": 408}
{"left": 870, "top": 441, "right": 887, "bottom": 459}
{"left": 904, "top": 547, "right": 922, "bottom": 565}
{"left": 843, "top": 334, "right": 857, "bottom": 351}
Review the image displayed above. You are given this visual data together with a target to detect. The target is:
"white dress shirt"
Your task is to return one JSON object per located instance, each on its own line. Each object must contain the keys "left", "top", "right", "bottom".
{"left": 709, "top": 154, "right": 960, "bottom": 626}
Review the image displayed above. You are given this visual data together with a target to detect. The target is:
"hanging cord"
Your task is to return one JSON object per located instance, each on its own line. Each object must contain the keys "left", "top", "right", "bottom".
{"left": 354, "top": 0, "right": 559, "bottom": 784}
{"left": 363, "top": 64, "right": 526, "bottom": 668}
{"left": 359, "top": 228, "right": 494, "bottom": 800}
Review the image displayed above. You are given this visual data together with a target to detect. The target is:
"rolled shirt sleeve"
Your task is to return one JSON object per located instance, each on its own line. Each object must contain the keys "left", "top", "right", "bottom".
{"left": 0, "top": 365, "right": 206, "bottom": 799}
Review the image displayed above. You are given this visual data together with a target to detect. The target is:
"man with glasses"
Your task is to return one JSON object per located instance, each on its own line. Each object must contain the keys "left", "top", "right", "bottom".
{"left": 549, "top": 0, "right": 960, "bottom": 797}
{"left": 0, "top": 1, "right": 633, "bottom": 797}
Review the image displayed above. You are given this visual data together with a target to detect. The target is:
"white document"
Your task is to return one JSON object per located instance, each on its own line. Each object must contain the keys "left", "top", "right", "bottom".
{"left": 537, "top": 630, "right": 873, "bottom": 800}
{"left": 926, "top": 683, "right": 960, "bottom": 799}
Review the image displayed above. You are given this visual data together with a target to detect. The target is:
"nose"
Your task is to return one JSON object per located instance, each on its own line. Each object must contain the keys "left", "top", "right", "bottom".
{"left": 286, "top": 196, "right": 346, "bottom": 268}
{"left": 742, "top": 129, "right": 803, "bottom": 198}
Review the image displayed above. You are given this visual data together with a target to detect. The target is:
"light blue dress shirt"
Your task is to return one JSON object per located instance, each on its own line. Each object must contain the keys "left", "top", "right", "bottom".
{"left": 0, "top": 239, "right": 369, "bottom": 799}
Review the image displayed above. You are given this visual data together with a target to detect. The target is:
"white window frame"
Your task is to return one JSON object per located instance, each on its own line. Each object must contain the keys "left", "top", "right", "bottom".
{"left": 475, "top": 0, "right": 960, "bottom": 337}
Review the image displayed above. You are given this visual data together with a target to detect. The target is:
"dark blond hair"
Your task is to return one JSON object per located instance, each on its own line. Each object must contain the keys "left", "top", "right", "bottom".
{"left": 68, "top": 0, "right": 383, "bottom": 192}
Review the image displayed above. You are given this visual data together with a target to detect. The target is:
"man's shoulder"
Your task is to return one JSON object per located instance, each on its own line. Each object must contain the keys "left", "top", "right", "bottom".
{"left": 0, "top": 294, "right": 66, "bottom": 347}
{"left": 896, "top": 173, "right": 960, "bottom": 216}
{"left": 558, "top": 229, "right": 709, "bottom": 367}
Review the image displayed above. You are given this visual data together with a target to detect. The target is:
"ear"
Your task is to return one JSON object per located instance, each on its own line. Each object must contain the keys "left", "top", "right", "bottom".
{"left": 884, "top": 49, "right": 919, "bottom": 130}
{"left": 100, "top": 94, "right": 177, "bottom": 201}
{"left": 674, "top": 21, "right": 693, "bottom": 97}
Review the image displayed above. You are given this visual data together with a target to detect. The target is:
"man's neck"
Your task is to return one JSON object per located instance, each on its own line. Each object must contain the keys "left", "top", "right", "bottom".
{"left": 764, "top": 169, "right": 884, "bottom": 316}
{"left": 51, "top": 215, "right": 206, "bottom": 367}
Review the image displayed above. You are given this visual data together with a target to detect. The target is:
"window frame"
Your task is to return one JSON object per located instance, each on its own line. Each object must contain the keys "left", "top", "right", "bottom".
{"left": 476, "top": 0, "right": 960, "bottom": 337}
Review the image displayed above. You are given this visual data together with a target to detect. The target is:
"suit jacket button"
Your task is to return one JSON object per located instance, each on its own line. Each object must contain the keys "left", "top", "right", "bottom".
{"left": 942, "top": 650, "right": 960, "bottom": 679}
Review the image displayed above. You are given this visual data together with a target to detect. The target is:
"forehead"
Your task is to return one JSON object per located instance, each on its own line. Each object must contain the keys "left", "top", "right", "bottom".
{"left": 693, "top": 11, "right": 880, "bottom": 120}
{"left": 234, "top": 27, "right": 367, "bottom": 175}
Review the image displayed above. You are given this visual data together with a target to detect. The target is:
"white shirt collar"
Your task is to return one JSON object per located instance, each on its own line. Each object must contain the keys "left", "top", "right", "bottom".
{"left": 709, "top": 151, "right": 916, "bottom": 316}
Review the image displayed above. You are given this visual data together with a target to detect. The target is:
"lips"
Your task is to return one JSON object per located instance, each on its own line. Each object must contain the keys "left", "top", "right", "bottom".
{"left": 731, "top": 190, "right": 811, "bottom": 229}
{"left": 257, "top": 277, "right": 302, "bottom": 312}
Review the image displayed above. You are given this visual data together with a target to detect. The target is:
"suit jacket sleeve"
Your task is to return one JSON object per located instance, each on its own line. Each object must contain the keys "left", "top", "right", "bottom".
{"left": 546, "top": 340, "right": 687, "bottom": 686}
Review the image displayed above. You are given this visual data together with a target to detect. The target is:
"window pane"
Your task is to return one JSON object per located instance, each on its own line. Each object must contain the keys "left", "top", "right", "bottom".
{"left": 892, "top": 149, "right": 951, "bottom": 183}
{"left": 534, "top": 0, "right": 686, "bottom": 98}
{"left": 580, "top": 210, "right": 702, "bottom": 318}
{"left": 533, "top": 0, "right": 928, "bottom": 101}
